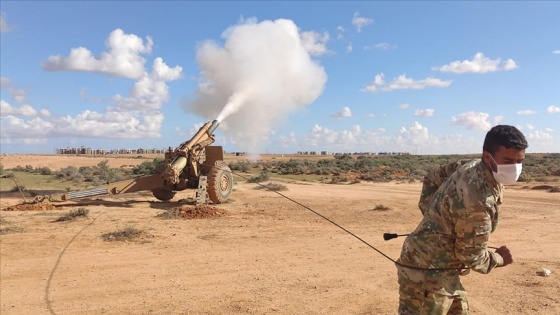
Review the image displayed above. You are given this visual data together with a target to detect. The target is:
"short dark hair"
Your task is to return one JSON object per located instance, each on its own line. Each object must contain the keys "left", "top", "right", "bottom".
{"left": 483, "top": 125, "right": 528, "bottom": 154}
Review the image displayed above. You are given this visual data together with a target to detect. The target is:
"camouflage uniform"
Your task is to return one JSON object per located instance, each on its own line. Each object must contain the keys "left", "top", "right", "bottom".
{"left": 397, "top": 159, "right": 505, "bottom": 315}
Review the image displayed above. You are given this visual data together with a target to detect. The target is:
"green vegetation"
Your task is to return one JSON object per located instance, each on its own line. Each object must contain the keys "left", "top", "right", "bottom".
{"left": 238, "top": 153, "right": 560, "bottom": 184}
{"left": 248, "top": 169, "right": 270, "bottom": 183}
{"left": 0, "top": 154, "right": 558, "bottom": 196}
{"left": 132, "top": 158, "right": 165, "bottom": 175}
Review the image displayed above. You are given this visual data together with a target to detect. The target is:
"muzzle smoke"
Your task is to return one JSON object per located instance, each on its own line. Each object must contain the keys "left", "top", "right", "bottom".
{"left": 185, "top": 18, "right": 327, "bottom": 153}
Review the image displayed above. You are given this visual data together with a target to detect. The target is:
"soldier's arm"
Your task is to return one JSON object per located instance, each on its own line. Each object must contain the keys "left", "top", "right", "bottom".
{"left": 453, "top": 203, "right": 504, "bottom": 274}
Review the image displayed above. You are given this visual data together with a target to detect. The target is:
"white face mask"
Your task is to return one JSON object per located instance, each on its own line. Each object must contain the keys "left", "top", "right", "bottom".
{"left": 489, "top": 155, "right": 522, "bottom": 185}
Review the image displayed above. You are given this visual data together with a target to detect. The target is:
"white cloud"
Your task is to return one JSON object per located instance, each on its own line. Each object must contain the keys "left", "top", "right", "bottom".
{"left": 396, "top": 121, "right": 430, "bottom": 146}
{"left": 434, "top": 52, "right": 518, "bottom": 74}
{"left": 553, "top": 50, "right": 560, "bottom": 55}
{"left": 370, "top": 42, "right": 396, "bottom": 50}
{"left": 276, "top": 131, "right": 298, "bottom": 147}
{"left": 1, "top": 79, "right": 51, "bottom": 118}
{"left": 0, "top": 116, "right": 54, "bottom": 139}
{"left": 1, "top": 77, "right": 27, "bottom": 103}
{"left": 352, "top": 12, "right": 373, "bottom": 33}
{"left": 526, "top": 129, "right": 554, "bottom": 143}
{"left": 414, "top": 109, "right": 435, "bottom": 117}
{"left": 363, "top": 73, "right": 452, "bottom": 93}
{"left": 547, "top": 105, "right": 560, "bottom": 113}
{"left": 300, "top": 30, "right": 330, "bottom": 56}
{"left": 2, "top": 32, "right": 182, "bottom": 143}
{"left": 346, "top": 43, "right": 353, "bottom": 53}
{"left": 111, "top": 58, "right": 182, "bottom": 112}
{"left": 451, "top": 111, "right": 492, "bottom": 131}
{"left": 331, "top": 106, "right": 352, "bottom": 119}
{"left": 366, "top": 113, "right": 376, "bottom": 118}
{"left": 517, "top": 109, "right": 536, "bottom": 115}
{"left": 399, "top": 103, "right": 410, "bottom": 110}
{"left": 0, "top": 100, "right": 51, "bottom": 117}
{"left": 493, "top": 115, "right": 504, "bottom": 125}
{"left": 336, "top": 26, "right": 345, "bottom": 40}
{"left": 0, "top": 11, "right": 11, "bottom": 33}
{"left": 305, "top": 124, "right": 361, "bottom": 149}
{"left": 42, "top": 28, "right": 154, "bottom": 79}
{"left": 285, "top": 122, "right": 484, "bottom": 154}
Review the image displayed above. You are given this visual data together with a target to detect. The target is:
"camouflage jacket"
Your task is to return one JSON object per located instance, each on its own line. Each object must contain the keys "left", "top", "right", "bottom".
{"left": 397, "top": 159, "right": 504, "bottom": 295}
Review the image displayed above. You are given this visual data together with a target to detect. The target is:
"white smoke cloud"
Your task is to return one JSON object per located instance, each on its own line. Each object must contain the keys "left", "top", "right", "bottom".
{"left": 434, "top": 52, "right": 518, "bottom": 74}
{"left": 185, "top": 18, "right": 327, "bottom": 154}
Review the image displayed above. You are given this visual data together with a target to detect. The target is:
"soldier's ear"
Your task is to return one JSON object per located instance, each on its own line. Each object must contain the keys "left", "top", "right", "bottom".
{"left": 482, "top": 151, "right": 490, "bottom": 165}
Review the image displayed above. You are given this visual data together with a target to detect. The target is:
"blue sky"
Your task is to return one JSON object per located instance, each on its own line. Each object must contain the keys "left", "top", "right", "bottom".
{"left": 1, "top": 1, "right": 559, "bottom": 155}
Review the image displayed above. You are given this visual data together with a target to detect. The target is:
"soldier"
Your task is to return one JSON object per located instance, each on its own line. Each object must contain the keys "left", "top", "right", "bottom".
{"left": 397, "top": 125, "right": 528, "bottom": 315}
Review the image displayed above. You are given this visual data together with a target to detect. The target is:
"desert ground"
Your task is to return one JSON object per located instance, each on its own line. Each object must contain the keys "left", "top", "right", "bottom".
{"left": 1, "top": 154, "right": 558, "bottom": 315}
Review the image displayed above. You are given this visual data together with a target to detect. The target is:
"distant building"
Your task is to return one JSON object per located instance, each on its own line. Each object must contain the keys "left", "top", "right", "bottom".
{"left": 56, "top": 146, "right": 166, "bottom": 155}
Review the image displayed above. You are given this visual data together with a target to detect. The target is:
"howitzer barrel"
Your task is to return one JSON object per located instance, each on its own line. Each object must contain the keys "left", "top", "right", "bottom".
{"left": 208, "top": 119, "right": 219, "bottom": 134}
{"left": 164, "top": 119, "right": 220, "bottom": 185}
{"left": 177, "top": 120, "right": 220, "bottom": 152}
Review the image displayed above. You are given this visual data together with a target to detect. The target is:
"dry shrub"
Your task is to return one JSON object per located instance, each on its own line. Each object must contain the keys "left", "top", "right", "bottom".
{"left": 532, "top": 185, "right": 554, "bottom": 191}
{"left": 55, "top": 207, "right": 89, "bottom": 222}
{"left": 2, "top": 203, "right": 58, "bottom": 211}
{"left": 0, "top": 226, "right": 25, "bottom": 235}
{"left": 157, "top": 205, "right": 227, "bottom": 220}
{"left": 102, "top": 227, "right": 145, "bottom": 242}
{"left": 255, "top": 182, "right": 288, "bottom": 191}
{"left": 373, "top": 204, "right": 391, "bottom": 211}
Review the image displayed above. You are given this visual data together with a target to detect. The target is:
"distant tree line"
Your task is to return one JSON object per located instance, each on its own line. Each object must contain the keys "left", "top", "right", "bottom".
{"left": 1, "top": 153, "right": 559, "bottom": 185}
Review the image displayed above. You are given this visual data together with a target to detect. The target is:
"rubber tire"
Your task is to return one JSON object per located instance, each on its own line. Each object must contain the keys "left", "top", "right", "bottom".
{"left": 152, "top": 188, "right": 176, "bottom": 201}
{"left": 207, "top": 165, "right": 233, "bottom": 204}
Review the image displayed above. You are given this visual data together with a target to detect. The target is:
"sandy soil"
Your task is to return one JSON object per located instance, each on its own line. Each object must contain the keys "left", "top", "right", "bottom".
{"left": 1, "top": 155, "right": 559, "bottom": 315}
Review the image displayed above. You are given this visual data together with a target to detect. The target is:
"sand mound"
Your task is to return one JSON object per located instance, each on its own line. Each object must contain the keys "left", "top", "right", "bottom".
{"left": 157, "top": 204, "right": 227, "bottom": 219}
{"left": 2, "top": 203, "right": 59, "bottom": 211}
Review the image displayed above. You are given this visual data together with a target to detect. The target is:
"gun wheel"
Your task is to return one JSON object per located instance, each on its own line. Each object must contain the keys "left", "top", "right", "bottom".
{"left": 207, "top": 165, "right": 233, "bottom": 204}
{"left": 152, "top": 188, "right": 176, "bottom": 201}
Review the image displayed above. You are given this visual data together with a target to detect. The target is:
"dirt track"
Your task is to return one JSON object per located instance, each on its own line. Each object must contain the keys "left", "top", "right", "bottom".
{"left": 1, "top": 155, "right": 559, "bottom": 314}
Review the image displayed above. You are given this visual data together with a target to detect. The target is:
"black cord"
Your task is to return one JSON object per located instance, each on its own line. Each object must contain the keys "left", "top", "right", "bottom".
{"left": 227, "top": 168, "right": 465, "bottom": 272}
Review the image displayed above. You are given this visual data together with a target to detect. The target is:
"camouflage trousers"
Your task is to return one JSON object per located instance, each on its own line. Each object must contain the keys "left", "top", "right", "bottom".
{"left": 397, "top": 267, "right": 470, "bottom": 315}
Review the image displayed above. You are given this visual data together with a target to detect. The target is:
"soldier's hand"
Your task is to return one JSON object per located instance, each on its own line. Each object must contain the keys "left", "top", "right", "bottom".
{"left": 495, "top": 246, "right": 513, "bottom": 266}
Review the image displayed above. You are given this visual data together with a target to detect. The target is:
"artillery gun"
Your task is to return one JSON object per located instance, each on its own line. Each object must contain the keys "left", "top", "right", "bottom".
{"left": 33, "top": 120, "right": 233, "bottom": 204}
